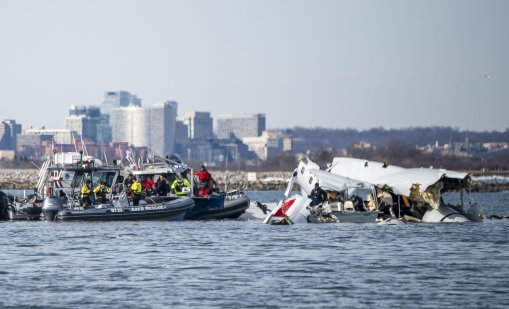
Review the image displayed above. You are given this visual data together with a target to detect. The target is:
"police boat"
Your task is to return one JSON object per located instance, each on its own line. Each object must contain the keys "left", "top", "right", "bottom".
{"left": 129, "top": 155, "right": 250, "bottom": 220}
{"left": 37, "top": 151, "right": 194, "bottom": 221}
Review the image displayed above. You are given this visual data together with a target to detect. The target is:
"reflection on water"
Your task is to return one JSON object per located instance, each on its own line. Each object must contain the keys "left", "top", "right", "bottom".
{"left": 0, "top": 191, "right": 508, "bottom": 308}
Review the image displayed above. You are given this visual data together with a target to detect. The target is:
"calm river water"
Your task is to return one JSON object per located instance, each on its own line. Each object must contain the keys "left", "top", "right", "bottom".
{"left": 1, "top": 191, "right": 509, "bottom": 308}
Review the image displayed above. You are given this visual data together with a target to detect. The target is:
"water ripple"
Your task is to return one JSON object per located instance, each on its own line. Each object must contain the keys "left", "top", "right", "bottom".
{"left": 1, "top": 193, "right": 509, "bottom": 308}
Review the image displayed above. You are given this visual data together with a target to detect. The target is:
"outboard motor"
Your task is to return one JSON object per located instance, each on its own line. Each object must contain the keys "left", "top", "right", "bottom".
{"left": 0, "top": 191, "right": 9, "bottom": 221}
{"left": 42, "top": 196, "right": 64, "bottom": 221}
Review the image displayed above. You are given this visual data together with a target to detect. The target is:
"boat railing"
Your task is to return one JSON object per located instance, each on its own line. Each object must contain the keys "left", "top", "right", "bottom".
{"left": 36, "top": 159, "right": 52, "bottom": 198}
{"left": 52, "top": 187, "right": 81, "bottom": 209}
{"left": 111, "top": 183, "right": 130, "bottom": 207}
{"left": 221, "top": 175, "right": 248, "bottom": 194}
{"left": 224, "top": 189, "right": 245, "bottom": 200}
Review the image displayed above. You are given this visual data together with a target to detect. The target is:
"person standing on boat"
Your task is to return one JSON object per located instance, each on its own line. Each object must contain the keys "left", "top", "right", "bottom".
{"left": 93, "top": 180, "right": 111, "bottom": 204}
{"left": 130, "top": 176, "right": 143, "bottom": 206}
{"left": 155, "top": 175, "right": 169, "bottom": 196}
{"left": 80, "top": 179, "right": 92, "bottom": 209}
{"left": 143, "top": 176, "right": 155, "bottom": 195}
{"left": 171, "top": 174, "right": 191, "bottom": 196}
{"left": 194, "top": 165, "right": 216, "bottom": 197}
{"left": 308, "top": 183, "right": 328, "bottom": 207}
{"left": 124, "top": 173, "right": 134, "bottom": 195}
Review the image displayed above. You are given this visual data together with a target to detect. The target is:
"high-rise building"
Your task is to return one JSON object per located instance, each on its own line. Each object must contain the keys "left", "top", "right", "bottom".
{"left": 150, "top": 101, "right": 177, "bottom": 157}
{"left": 111, "top": 106, "right": 150, "bottom": 147}
{"left": 98, "top": 91, "right": 141, "bottom": 143}
{"left": 65, "top": 105, "right": 101, "bottom": 142}
{"left": 69, "top": 105, "right": 101, "bottom": 118}
{"left": 0, "top": 120, "right": 22, "bottom": 150}
{"left": 100, "top": 91, "right": 141, "bottom": 116}
{"left": 179, "top": 111, "right": 213, "bottom": 140}
{"left": 110, "top": 101, "right": 177, "bottom": 156}
{"left": 215, "top": 113, "right": 266, "bottom": 140}
{"left": 96, "top": 115, "right": 112, "bottom": 143}
{"left": 175, "top": 120, "right": 189, "bottom": 145}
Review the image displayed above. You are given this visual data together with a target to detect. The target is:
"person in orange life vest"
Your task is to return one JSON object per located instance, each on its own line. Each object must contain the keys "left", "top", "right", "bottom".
{"left": 193, "top": 165, "right": 217, "bottom": 197}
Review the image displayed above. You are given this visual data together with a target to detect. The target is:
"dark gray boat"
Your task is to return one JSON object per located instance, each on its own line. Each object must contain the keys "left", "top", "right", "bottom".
{"left": 56, "top": 196, "right": 194, "bottom": 221}
{"left": 36, "top": 151, "right": 195, "bottom": 222}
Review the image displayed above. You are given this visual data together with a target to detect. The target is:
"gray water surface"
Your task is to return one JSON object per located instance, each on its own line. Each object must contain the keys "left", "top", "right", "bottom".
{"left": 1, "top": 191, "right": 509, "bottom": 308}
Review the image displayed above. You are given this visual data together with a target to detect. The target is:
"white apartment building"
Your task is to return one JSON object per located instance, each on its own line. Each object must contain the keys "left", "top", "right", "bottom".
{"left": 111, "top": 101, "right": 177, "bottom": 156}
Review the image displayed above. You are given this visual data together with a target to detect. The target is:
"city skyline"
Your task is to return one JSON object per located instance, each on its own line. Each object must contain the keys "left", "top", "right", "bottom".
{"left": 1, "top": 1, "right": 508, "bottom": 132}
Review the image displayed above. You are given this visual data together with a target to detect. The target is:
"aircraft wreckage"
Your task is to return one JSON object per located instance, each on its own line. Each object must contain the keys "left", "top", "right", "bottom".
{"left": 263, "top": 157, "right": 483, "bottom": 224}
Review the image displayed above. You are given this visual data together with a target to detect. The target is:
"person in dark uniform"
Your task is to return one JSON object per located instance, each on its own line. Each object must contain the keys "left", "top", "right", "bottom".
{"left": 308, "top": 183, "right": 328, "bottom": 207}
{"left": 155, "top": 175, "right": 169, "bottom": 196}
{"left": 124, "top": 173, "right": 134, "bottom": 189}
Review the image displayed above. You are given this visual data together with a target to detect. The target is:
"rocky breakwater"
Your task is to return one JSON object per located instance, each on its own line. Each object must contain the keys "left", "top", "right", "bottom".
{"left": 212, "top": 171, "right": 294, "bottom": 191}
{"left": 0, "top": 169, "right": 39, "bottom": 189}
{"left": 1, "top": 168, "right": 506, "bottom": 192}
{"left": 0, "top": 168, "right": 294, "bottom": 191}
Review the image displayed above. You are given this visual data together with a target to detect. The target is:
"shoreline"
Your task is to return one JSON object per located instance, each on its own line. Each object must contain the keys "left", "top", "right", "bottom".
{"left": 0, "top": 169, "right": 508, "bottom": 192}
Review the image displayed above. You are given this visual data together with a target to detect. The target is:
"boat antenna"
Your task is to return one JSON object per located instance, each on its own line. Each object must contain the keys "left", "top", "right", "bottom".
{"left": 103, "top": 142, "right": 108, "bottom": 165}
{"left": 119, "top": 143, "right": 123, "bottom": 164}
{"left": 126, "top": 148, "right": 135, "bottom": 167}
{"left": 51, "top": 138, "right": 57, "bottom": 159}
{"left": 71, "top": 131, "right": 78, "bottom": 152}
{"left": 80, "top": 135, "right": 88, "bottom": 156}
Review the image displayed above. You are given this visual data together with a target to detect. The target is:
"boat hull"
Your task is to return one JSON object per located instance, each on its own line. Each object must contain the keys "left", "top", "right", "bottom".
{"left": 7, "top": 204, "right": 43, "bottom": 221}
{"left": 57, "top": 197, "right": 194, "bottom": 221}
{"left": 331, "top": 211, "right": 379, "bottom": 223}
{"left": 185, "top": 194, "right": 250, "bottom": 220}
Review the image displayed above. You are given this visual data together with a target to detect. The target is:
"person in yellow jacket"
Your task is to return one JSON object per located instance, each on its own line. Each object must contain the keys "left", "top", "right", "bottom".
{"left": 93, "top": 180, "right": 112, "bottom": 204}
{"left": 81, "top": 179, "right": 92, "bottom": 208}
{"left": 171, "top": 174, "right": 191, "bottom": 196}
{"left": 130, "top": 176, "right": 143, "bottom": 206}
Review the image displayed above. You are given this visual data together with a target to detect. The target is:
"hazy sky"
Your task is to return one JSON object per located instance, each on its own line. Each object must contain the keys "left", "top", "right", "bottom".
{"left": 1, "top": 0, "right": 508, "bottom": 131}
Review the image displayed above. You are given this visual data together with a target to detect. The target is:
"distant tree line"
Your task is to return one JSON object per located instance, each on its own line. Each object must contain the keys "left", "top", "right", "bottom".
{"left": 283, "top": 126, "right": 509, "bottom": 152}
{"left": 250, "top": 126, "right": 509, "bottom": 172}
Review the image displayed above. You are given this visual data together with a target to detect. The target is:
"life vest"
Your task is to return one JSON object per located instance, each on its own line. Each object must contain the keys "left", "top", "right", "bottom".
{"left": 81, "top": 184, "right": 90, "bottom": 197}
{"left": 131, "top": 181, "right": 142, "bottom": 195}
{"left": 172, "top": 178, "right": 190, "bottom": 195}
{"left": 94, "top": 184, "right": 111, "bottom": 197}
{"left": 175, "top": 179, "right": 184, "bottom": 191}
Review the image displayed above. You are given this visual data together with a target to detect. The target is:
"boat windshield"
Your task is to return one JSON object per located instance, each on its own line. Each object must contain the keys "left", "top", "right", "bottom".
{"left": 60, "top": 171, "right": 75, "bottom": 188}
{"left": 92, "top": 171, "right": 117, "bottom": 187}
{"left": 70, "top": 172, "right": 88, "bottom": 189}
